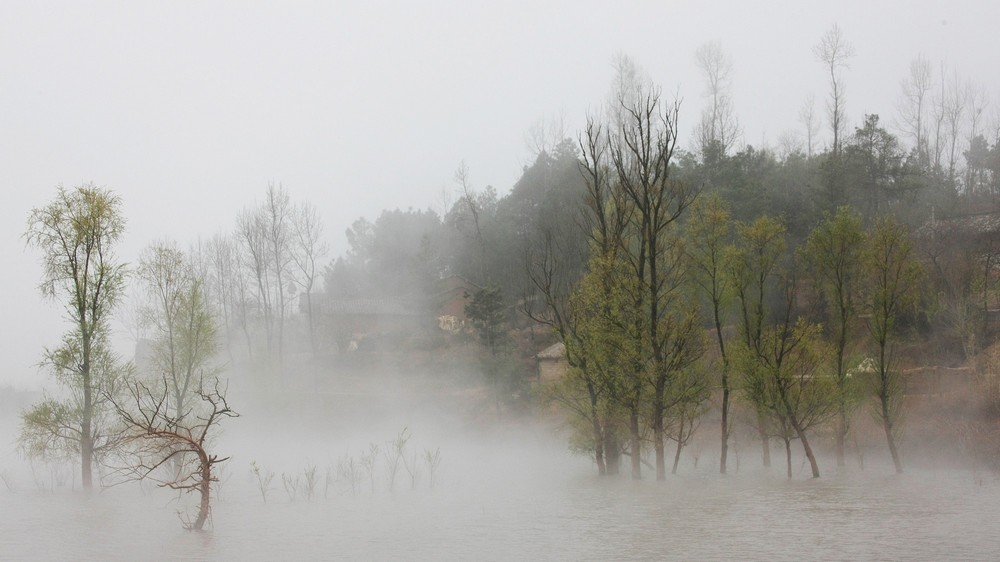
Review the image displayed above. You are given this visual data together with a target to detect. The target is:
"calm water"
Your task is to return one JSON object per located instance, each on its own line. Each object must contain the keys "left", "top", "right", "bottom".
{"left": 2, "top": 380, "right": 999, "bottom": 561}
{"left": 2, "top": 437, "right": 999, "bottom": 561}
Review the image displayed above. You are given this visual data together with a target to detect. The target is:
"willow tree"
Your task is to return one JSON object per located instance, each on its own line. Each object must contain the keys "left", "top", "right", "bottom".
{"left": 22, "top": 184, "right": 128, "bottom": 488}
{"left": 802, "top": 206, "right": 865, "bottom": 468}
{"left": 563, "top": 252, "right": 643, "bottom": 476}
{"left": 864, "top": 216, "right": 922, "bottom": 474}
{"left": 686, "top": 194, "right": 735, "bottom": 473}
{"left": 728, "top": 215, "right": 787, "bottom": 468}
{"left": 732, "top": 215, "right": 836, "bottom": 478}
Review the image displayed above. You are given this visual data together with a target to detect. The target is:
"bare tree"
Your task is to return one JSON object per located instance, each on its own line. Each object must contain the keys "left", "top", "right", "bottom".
{"left": 524, "top": 113, "right": 567, "bottom": 160}
{"left": 777, "top": 131, "right": 804, "bottom": 161}
{"left": 929, "top": 61, "right": 949, "bottom": 172}
{"left": 453, "top": 160, "right": 492, "bottom": 284}
{"left": 695, "top": 41, "right": 742, "bottom": 156}
{"left": 233, "top": 184, "right": 295, "bottom": 365}
{"left": 205, "top": 233, "right": 240, "bottom": 361}
{"left": 942, "top": 69, "right": 967, "bottom": 185}
{"left": 110, "top": 378, "right": 237, "bottom": 531}
{"left": 263, "top": 183, "right": 293, "bottom": 362}
{"left": 965, "top": 83, "right": 990, "bottom": 194}
{"left": 799, "top": 94, "right": 821, "bottom": 158}
{"left": 290, "top": 200, "right": 329, "bottom": 355}
{"left": 895, "top": 55, "right": 933, "bottom": 165}
{"left": 813, "top": 24, "right": 855, "bottom": 156}
{"left": 236, "top": 206, "right": 274, "bottom": 360}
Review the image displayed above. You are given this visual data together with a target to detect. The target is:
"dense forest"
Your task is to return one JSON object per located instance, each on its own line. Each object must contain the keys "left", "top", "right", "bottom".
{"left": 19, "top": 27, "right": 1000, "bottom": 503}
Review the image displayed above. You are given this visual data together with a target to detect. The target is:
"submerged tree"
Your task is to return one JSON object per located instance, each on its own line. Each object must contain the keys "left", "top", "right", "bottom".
{"left": 863, "top": 216, "right": 922, "bottom": 474}
{"left": 731, "top": 216, "right": 838, "bottom": 479}
{"left": 21, "top": 185, "right": 129, "bottom": 489}
{"left": 802, "top": 207, "right": 866, "bottom": 468}
{"left": 564, "top": 252, "right": 644, "bottom": 476}
{"left": 110, "top": 378, "right": 237, "bottom": 531}
{"left": 608, "top": 64, "right": 702, "bottom": 480}
{"left": 728, "top": 215, "right": 787, "bottom": 469}
{"left": 686, "top": 194, "right": 735, "bottom": 474}
{"left": 736, "top": 314, "right": 836, "bottom": 479}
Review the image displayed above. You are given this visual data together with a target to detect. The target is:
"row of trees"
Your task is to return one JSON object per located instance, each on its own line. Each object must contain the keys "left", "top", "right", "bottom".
{"left": 164, "top": 184, "right": 330, "bottom": 368}
{"left": 524, "top": 52, "right": 944, "bottom": 480}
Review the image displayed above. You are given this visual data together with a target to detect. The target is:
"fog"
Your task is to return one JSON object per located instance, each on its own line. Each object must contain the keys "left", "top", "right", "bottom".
{"left": 4, "top": 1, "right": 1000, "bottom": 388}
{"left": 3, "top": 377, "right": 1000, "bottom": 560}
{"left": 4, "top": 1, "right": 1000, "bottom": 560}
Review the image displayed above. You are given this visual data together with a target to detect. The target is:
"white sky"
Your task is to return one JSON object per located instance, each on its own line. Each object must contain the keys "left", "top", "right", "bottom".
{"left": 3, "top": 0, "right": 999, "bottom": 388}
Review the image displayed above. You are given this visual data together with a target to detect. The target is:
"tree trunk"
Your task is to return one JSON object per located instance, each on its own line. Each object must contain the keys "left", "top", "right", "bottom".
{"left": 835, "top": 329, "right": 848, "bottom": 468}
{"left": 882, "top": 407, "right": 904, "bottom": 474}
{"left": 81, "top": 371, "right": 93, "bottom": 489}
{"left": 629, "top": 409, "right": 641, "bottom": 480}
{"left": 835, "top": 410, "right": 847, "bottom": 468}
{"left": 785, "top": 411, "right": 821, "bottom": 478}
{"left": 653, "top": 389, "right": 666, "bottom": 481}
{"left": 672, "top": 417, "right": 685, "bottom": 475}
{"left": 605, "top": 432, "right": 621, "bottom": 475}
{"left": 592, "top": 418, "right": 607, "bottom": 476}
{"left": 716, "top": 306, "right": 730, "bottom": 475}
{"left": 720, "top": 382, "right": 730, "bottom": 474}
{"left": 798, "top": 431, "right": 820, "bottom": 478}
{"left": 193, "top": 455, "right": 211, "bottom": 531}
{"left": 493, "top": 367, "right": 501, "bottom": 420}
{"left": 757, "top": 414, "right": 771, "bottom": 468}
{"left": 784, "top": 437, "right": 792, "bottom": 479}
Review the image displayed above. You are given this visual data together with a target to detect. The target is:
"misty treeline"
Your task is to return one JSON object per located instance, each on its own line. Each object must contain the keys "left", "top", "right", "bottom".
{"left": 318, "top": 39, "right": 1000, "bottom": 479}
{"left": 319, "top": 36, "right": 1000, "bottom": 478}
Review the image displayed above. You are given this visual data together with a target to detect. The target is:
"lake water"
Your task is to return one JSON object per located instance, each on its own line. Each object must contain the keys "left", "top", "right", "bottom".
{"left": 2, "top": 432, "right": 999, "bottom": 561}
{"left": 2, "top": 380, "right": 999, "bottom": 561}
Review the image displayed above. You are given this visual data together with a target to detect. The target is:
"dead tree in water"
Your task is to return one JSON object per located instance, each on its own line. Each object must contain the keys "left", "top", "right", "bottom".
{"left": 110, "top": 378, "right": 237, "bottom": 531}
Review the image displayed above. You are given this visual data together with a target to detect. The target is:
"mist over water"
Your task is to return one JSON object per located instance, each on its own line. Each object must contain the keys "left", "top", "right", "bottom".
{"left": 3, "top": 372, "right": 999, "bottom": 561}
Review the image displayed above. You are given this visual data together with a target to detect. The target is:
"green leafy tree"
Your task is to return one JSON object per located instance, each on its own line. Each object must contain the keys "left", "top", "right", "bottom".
{"left": 138, "top": 242, "right": 219, "bottom": 423}
{"left": 728, "top": 215, "right": 787, "bottom": 469}
{"left": 563, "top": 253, "right": 645, "bottom": 475}
{"left": 863, "top": 215, "right": 923, "bottom": 474}
{"left": 735, "top": 312, "right": 837, "bottom": 479}
{"left": 802, "top": 206, "right": 866, "bottom": 467}
{"left": 686, "top": 194, "right": 736, "bottom": 473}
{"left": 21, "top": 184, "right": 129, "bottom": 488}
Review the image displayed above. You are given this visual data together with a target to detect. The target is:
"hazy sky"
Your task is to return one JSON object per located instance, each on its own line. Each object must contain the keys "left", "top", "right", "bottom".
{"left": 3, "top": 0, "right": 999, "bottom": 388}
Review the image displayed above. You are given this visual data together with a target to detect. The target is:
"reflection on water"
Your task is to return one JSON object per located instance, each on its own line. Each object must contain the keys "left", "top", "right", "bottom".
{"left": 2, "top": 438, "right": 999, "bottom": 561}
